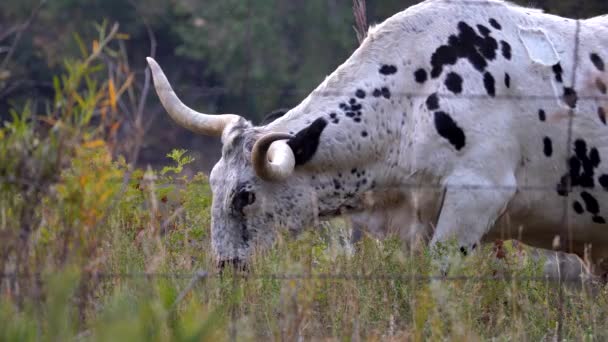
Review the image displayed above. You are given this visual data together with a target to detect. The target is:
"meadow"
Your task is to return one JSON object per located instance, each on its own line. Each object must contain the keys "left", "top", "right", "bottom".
{"left": 1, "top": 23, "right": 608, "bottom": 342}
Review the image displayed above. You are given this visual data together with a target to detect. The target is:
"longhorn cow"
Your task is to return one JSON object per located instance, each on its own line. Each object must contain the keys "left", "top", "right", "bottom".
{"left": 148, "top": 0, "right": 608, "bottom": 276}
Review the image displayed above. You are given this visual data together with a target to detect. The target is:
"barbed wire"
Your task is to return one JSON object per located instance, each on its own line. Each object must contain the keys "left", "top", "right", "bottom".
{"left": 0, "top": 174, "right": 584, "bottom": 194}
{"left": 162, "top": 86, "right": 608, "bottom": 101}
{"left": 0, "top": 271, "right": 598, "bottom": 283}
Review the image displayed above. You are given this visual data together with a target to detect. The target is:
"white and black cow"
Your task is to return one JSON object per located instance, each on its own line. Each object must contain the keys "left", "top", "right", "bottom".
{"left": 147, "top": 0, "right": 608, "bottom": 276}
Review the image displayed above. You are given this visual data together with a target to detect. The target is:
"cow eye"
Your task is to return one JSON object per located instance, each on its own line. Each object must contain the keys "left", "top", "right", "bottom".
{"left": 233, "top": 190, "right": 256, "bottom": 213}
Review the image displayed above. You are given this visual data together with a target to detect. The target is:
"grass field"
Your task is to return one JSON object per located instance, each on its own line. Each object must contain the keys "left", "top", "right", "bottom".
{"left": 2, "top": 172, "right": 608, "bottom": 341}
{"left": 2, "top": 26, "right": 608, "bottom": 342}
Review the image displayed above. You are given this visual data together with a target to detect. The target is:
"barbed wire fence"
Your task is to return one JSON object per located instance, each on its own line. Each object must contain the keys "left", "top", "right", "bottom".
{"left": 1, "top": 0, "right": 606, "bottom": 340}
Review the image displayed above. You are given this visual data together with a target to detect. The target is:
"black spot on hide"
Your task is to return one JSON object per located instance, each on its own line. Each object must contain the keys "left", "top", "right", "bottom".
{"left": 287, "top": 118, "right": 328, "bottom": 165}
{"left": 552, "top": 63, "right": 563, "bottom": 83}
{"left": 329, "top": 112, "right": 339, "bottom": 124}
{"left": 429, "top": 21, "right": 499, "bottom": 78}
{"left": 500, "top": 41, "right": 512, "bottom": 60}
{"left": 489, "top": 18, "right": 502, "bottom": 30}
{"left": 484, "top": 72, "right": 496, "bottom": 96}
{"left": 379, "top": 65, "right": 398, "bottom": 75}
{"left": 557, "top": 139, "right": 601, "bottom": 196}
{"left": 426, "top": 93, "right": 440, "bottom": 111}
{"left": 538, "top": 109, "right": 546, "bottom": 122}
{"left": 414, "top": 69, "right": 428, "bottom": 83}
{"left": 581, "top": 191, "right": 599, "bottom": 215}
{"left": 573, "top": 201, "right": 584, "bottom": 214}
{"left": 381, "top": 87, "right": 391, "bottom": 99}
{"left": 591, "top": 53, "right": 605, "bottom": 71}
{"left": 572, "top": 140, "right": 601, "bottom": 187}
{"left": 477, "top": 24, "right": 490, "bottom": 36}
{"left": 556, "top": 174, "right": 569, "bottom": 196}
{"left": 340, "top": 97, "right": 363, "bottom": 122}
{"left": 543, "top": 137, "right": 553, "bottom": 157}
{"left": 434, "top": 111, "right": 466, "bottom": 150}
{"left": 600, "top": 175, "right": 608, "bottom": 190}
{"left": 563, "top": 87, "right": 578, "bottom": 108}
{"left": 598, "top": 107, "right": 606, "bottom": 125}
{"left": 445, "top": 72, "right": 463, "bottom": 94}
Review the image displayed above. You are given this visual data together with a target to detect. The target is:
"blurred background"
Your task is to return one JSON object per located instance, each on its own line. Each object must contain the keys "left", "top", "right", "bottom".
{"left": 1, "top": 0, "right": 607, "bottom": 172}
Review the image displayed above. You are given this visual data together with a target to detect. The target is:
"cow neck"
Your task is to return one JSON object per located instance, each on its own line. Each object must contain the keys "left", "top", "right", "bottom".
{"left": 264, "top": 23, "right": 426, "bottom": 218}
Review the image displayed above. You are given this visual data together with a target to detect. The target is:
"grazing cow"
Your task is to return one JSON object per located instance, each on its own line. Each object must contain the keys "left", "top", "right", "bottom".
{"left": 147, "top": 0, "right": 608, "bottom": 276}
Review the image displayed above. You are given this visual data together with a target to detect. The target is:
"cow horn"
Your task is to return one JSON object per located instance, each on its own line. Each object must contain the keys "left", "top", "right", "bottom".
{"left": 146, "top": 57, "right": 241, "bottom": 136}
{"left": 251, "top": 133, "right": 296, "bottom": 181}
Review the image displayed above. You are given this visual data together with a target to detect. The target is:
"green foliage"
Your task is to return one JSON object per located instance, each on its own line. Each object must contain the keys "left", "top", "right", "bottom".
{"left": 172, "top": 0, "right": 357, "bottom": 117}
{"left": 161, "top": 149, "right": 195, "bottom": 176}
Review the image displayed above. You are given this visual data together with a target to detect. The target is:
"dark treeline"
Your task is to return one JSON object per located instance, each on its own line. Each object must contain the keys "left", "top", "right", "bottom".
{"left": 1, "top": 0, "right": 606, "bottom": 170}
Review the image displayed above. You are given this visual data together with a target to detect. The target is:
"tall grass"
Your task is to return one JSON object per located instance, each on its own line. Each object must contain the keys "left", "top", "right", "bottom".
{"left": 0, "top": 24, "right": 607, "bottom": 341}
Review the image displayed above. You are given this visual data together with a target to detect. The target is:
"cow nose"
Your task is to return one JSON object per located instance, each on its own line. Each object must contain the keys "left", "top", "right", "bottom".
{"left": 218, "top": 258, "right": 247, "bottom": 273}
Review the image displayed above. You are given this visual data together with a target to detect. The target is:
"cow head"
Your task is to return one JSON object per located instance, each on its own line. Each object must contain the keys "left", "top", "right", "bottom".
{"left": 147, "top": 58, "right": 328, "bottom": 269}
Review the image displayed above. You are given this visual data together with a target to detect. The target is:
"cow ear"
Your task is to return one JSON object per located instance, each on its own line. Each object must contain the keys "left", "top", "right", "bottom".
{"left": 260, "top": 108, "right": 290, "bottom": 125}
{"left": 287, "top": 118, "right": 328, "bottom": 166}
